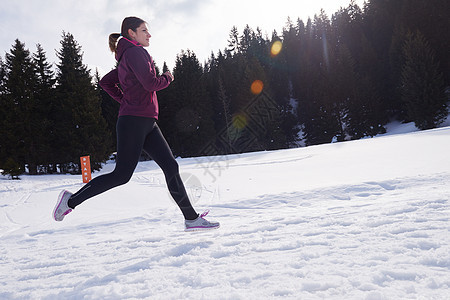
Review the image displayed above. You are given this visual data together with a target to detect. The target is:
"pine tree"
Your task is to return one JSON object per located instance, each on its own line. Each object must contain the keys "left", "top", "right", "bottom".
{"left": 157, "top": 62, "right": 178, "bottom": 155}
{"left": 0, "top": 56, "right": 8, "bottom": 172}
{"left": 401, "top": 31, "right": 447, "bottom": 130}
{"left": 163, "top": 50, "right": 215, "bottom": 157}
{"left": 1, "top": 39, "right": 37, "bottom": 177}
{"left": 399, "top": 0, "right": 450, "bottom": 84}
{"left": 203, "top": 51, "right": 232, "bottom": 154}
{"left": 54, "top": 32, "right": 111, "bottom": 173}
{"left": 31, "top": 44, "right": 57, "bottom": 174}
{"left": 298, "top": 10, "right": 343, "bottom": 145}
{"left": 268, "top": 28, "right": 299, "bottom": 148}
{"left": 1, "top": 157, "right": 23, "bottom": 179}
{"left": 217, "top": 75, "right": 232, "bottom": 153}
{"left": 226, "top": 26, "right": 240, "bottom": 57}
{"left": 94, "top": 69, "right": 118, "bottom": 154}
{"left": 239, "top": 25, "right": 254, "bottom": 54}
{"left": 388, "top": 24, "right": 408, "bottom": 118}
{"left": 247, "top": 27, "right": 267, "bottom": 63}
{"left": 362, "top": 0, "right": 404, "bottom": 122}
{"left": 162, "top": 62, "right": 169, "bottom": 73}
{"left": 0, "top": 56, "right": 6, "bottom": 94}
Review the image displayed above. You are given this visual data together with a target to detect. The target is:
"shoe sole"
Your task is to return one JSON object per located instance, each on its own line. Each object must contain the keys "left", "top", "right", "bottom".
{"left": 185, "top": 224, "right": 220, "bottom": 232}
{"left": 53, "top": 190, "right": 71, "bottom": 221}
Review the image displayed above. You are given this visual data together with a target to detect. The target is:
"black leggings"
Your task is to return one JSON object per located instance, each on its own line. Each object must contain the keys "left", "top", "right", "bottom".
{"left": 68, "top": 116, "right": 198, "bottom": 220}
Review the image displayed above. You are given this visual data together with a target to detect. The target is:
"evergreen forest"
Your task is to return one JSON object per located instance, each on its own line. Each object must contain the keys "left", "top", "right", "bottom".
{"left": 0, "top": 0, "right": 448, "bottom": 178}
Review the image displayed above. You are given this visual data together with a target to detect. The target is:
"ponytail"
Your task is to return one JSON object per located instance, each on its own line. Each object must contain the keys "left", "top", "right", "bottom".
{"left": 108, "top": 17, "right": 146, "bottom": 54}
{"left": 109, "top": 33, "right": 121, "bottom": 53}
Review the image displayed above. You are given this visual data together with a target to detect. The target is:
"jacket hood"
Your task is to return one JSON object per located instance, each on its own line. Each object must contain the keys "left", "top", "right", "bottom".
{"left": 116, "top": 37, "right": 141, "bottom": 62}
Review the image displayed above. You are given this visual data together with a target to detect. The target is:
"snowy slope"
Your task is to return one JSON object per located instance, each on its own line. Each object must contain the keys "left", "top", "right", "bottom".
{"left": 0, "top": 125, "right": 449, "bottom": 299}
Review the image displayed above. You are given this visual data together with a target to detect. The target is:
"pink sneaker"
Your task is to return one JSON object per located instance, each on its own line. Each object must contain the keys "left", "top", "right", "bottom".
{"left": 185, "top": 210, "right": 220, "bottom": 232}
{"left": 53, "top": 190, "right": 73, "bottom": 221}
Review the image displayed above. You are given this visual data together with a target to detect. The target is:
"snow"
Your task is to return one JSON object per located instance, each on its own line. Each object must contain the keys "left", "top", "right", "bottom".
{"left": 1, "top": 122, "right": 450, "bottom": 299}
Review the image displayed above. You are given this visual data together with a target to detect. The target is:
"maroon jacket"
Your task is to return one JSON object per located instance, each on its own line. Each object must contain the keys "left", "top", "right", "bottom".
{"left": 99, "top": 37, "right": 172, "bottom": 119}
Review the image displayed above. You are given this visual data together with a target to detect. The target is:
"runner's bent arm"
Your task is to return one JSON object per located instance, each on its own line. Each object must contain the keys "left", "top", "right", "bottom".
{"left": 99, "top": 69, "right": 123, "bottom": 103}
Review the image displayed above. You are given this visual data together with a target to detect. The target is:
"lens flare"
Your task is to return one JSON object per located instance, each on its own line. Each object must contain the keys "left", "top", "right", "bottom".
{"left": 271, "top": 40, "right": 282, "bottom": 56}
{"left": 232, "top": 113, "right": 247, "bottom": 130}
{"left": 251, "top": 80, "right": 264, "bottom": 95}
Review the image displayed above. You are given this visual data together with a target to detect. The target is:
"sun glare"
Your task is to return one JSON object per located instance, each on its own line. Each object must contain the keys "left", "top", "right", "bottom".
{"left": 251, "top": 80, "right": 264, "bottom": 95}
{"left": 271, "top": 41, "right": 282, "bottom": 56}
{"left": 232, "top": 113, "right": 248, "bottom": 129}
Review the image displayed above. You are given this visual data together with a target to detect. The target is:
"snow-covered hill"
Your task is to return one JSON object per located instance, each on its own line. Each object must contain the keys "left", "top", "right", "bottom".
{"left": 1, "top": 123, "right": 449, "bottom": 299}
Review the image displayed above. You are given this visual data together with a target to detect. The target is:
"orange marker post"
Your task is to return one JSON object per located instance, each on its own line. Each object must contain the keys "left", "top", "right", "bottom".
{"left": 80, "top": 156, "right": 92, "bottom": 183}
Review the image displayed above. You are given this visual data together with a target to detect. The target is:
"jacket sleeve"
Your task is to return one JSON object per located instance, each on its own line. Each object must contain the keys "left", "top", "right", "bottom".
{"left": 126, "top": 47, "right": 172, "bottom": 92}
{"left": 99, "top": 69, "right": 123, "bottom": 103}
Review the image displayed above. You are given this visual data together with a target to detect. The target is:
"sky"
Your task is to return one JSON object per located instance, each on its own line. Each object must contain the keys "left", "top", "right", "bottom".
{"left": 0, "top": 0, "right": 365, "bottom": 77}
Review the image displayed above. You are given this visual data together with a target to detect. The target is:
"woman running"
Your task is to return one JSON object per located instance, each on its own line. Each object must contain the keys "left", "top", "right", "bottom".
{"left": 53, "top": 16, "right": 219, "bottom": 232}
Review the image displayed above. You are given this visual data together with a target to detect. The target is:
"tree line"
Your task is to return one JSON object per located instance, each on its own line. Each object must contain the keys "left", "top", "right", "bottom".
{"left": 0, "top": 33, "right": 113, "bottom": 178}
{"left": 0, "top": 0, "right": 448, "bottom": 178}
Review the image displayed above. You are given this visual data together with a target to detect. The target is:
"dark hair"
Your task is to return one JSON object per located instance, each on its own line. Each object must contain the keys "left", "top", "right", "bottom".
{"left": 109, "top": 16, "right": 146, "bottom": 53}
